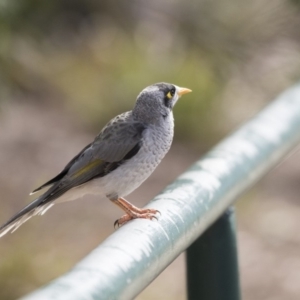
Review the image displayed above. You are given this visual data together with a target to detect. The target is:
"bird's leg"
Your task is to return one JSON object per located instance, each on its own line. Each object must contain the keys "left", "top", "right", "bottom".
{"left": 116, "top": 197, "right": 159, "bottom": 215}
{"left": 111, "top": 197, "right": 159, "bottom": 227}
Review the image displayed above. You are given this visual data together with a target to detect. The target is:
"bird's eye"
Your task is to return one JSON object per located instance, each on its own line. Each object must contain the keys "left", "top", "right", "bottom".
{"left": 166, "top": 88, "right": 176, "bottom": 99}
{"left": 166, "top": 92, "right": 172, "bottom": 99}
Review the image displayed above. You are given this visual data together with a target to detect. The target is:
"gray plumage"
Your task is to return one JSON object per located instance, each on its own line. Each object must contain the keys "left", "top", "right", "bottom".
{"left": 0, "top": 82, "right": 191, "bottom": 237}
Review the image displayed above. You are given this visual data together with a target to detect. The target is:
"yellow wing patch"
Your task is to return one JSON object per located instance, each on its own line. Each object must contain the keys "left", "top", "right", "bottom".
{"left": 72, "top": 159, "right": 102, "bottom": 179}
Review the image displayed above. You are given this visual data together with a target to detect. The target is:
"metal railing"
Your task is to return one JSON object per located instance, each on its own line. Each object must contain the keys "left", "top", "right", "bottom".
{"left": 21, "top": 84, "right": 300, "bottom": 300}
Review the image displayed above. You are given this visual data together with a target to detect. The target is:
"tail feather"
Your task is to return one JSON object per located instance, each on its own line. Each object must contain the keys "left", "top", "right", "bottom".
{"left": 0, "top": 197, "right": 54, "bottom": 238}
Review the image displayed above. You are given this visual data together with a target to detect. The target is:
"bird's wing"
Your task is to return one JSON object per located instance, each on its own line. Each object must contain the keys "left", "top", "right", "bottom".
{"left": 31, "top": 113, "right": 146, "bottom": 196}
{"left": 31, "top": 117, "right": 145, "bottom": 194}
{"left": 41, "top": 119, "right": 146, "bottom": 202}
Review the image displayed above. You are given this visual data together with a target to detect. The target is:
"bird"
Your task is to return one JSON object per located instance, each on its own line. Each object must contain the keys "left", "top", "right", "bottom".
{"left": 0, "top": 82, "right": 192, "bottom": 237}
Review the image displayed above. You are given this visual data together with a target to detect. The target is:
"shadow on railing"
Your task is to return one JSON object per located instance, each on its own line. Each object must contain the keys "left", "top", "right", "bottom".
{"left": 21, "top": 84, "right": 300, "bottom": 300}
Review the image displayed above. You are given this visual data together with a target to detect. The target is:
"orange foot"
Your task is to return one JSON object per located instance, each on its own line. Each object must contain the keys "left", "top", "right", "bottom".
{"left": 111, "top": 197, "right": 160, "bottom": 228}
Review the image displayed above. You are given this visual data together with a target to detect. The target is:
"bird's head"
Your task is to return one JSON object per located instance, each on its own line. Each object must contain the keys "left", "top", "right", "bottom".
{"left": 133, "top": 82, "right": 192, "bottom": 124}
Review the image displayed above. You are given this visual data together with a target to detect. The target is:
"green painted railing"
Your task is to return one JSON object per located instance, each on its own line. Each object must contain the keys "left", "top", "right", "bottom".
{"left": 21, "top": 84, "right": 300, "bottom": 300}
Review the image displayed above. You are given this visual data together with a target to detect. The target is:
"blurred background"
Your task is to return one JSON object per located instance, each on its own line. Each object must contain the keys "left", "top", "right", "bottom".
{"left": 1, "top": 0, "right": 300, "bottom": 299}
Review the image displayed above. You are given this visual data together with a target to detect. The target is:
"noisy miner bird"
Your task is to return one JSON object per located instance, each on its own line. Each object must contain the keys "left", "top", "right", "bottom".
{"left": 0, "top": 83, "right": 191, "bottom": 237}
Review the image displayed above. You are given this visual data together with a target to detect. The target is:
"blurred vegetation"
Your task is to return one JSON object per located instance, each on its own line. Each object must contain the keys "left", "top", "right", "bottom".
{"left": 1, "top": 0, "right": 300, "bottom": 145}
{"left": 1, "top": 1, "right": 300, "bottom": 299}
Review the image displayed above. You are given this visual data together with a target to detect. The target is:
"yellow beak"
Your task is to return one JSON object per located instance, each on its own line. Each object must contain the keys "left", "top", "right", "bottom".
{"left": 177, "top": 87, "right": 192, "bottom": 96}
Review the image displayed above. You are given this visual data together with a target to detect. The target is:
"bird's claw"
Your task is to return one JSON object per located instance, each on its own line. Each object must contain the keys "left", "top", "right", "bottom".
{"left": 114, "top": 219, "right": 121, "bottom": 229}
{"left": 150, "top": 215, "right": 158, "bottom": 221}
{"left": 114, "top": 209, "right": 160, "bottom": 228}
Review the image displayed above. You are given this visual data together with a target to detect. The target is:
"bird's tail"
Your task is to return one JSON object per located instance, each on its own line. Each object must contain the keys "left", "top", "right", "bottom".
{"left": 0, "top": 197, "right": 54, "bottom": 238}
